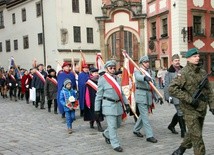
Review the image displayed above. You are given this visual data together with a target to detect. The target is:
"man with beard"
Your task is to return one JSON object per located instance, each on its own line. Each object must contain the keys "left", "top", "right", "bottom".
{"left": 84, "top": 68, "right": 104, "bottom": 132}
{"left": 164, "top": 54, "right": 186, "bottom": 138}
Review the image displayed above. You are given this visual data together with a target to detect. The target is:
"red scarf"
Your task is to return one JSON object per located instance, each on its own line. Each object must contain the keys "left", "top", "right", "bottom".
{"left": 103, "top": 73, "right": 127, "bottom": 120}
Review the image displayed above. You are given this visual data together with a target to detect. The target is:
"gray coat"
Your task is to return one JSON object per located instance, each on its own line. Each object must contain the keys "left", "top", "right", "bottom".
{"left": 134, "top": 68, "right": 157, "bottom": 105}
{"left": 164, "top": 65, "right": 182, "bottom": 105}
{"left": 44, "top": 77, "right": 57, "bottom": 100}
{"left": 95, "top": 74, "right": 128, "bottom": 116}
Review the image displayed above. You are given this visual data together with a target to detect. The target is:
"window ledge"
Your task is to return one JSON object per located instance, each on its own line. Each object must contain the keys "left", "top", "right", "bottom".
{"left": 150, "top": 36, "right": 156, "bottom": 40}
{"left": 194, "top": 34, "right": 206, "bottom": 37}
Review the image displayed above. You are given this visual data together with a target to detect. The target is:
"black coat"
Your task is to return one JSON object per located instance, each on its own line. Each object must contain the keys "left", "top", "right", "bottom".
{"left": 84, "top": 77, "right": 104, "bottom": 122}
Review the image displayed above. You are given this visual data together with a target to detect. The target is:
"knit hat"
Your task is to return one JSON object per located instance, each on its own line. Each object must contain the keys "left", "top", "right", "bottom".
{"left": 64, "top": 78, "right": 72, "bottom": 86}
{"left": 139, "top": 56, "right": 149, "bottom": 64}
{"left": 172, "top": 54, "right": 180, "bottom": 60}
{"left": 185, "top": 48, "right": 199, "bottom": 58}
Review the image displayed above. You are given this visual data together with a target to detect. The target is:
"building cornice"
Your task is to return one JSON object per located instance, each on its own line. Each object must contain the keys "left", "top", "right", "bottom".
{"left": 0, "top": 0, "right": 6, "bottom": 7}
{"left": 6, "top": 0, "right": 28, "bottom": 9}
{"left": 147, "top": 10, "right": 169, "bottom": 19}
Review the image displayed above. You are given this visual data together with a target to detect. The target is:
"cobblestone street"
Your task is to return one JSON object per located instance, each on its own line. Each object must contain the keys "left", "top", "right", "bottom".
{"left": 0, "top": 96, "right": 214, "bottom": 155}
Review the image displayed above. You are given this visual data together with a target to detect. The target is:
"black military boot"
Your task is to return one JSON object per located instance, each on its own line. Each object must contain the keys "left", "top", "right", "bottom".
{"left": 96, "top": 121, "right": 104, "bottom": 132}
{"left": 178, "top": 116, "right": 186, "bottom": 138}
{"left": 90, "top": 121, "right": 94, "bottom": 128}
{"left": 172, "top": 146, "right": 186, "bottom": 155}
{"left": 168, "top": 113, "right": 179, "bottom": 134}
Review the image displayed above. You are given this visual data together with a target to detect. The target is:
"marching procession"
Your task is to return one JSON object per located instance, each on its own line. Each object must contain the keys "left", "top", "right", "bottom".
{"left": 1, "top": 48, "right": 214, "bottom": 155}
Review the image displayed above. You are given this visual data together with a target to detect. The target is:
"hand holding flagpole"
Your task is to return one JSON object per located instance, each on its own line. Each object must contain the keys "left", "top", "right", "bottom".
{"left": 122, "top": 50, "right": 163, "bottom": 99}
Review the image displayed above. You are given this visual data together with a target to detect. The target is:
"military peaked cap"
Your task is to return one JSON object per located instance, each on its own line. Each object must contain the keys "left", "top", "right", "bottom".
{"left": 139, "top": 56, "right": 149, "bottom": 64}
{"left": 172, "top": 54, "right": 180, "bottom": 60}
{"left": 104, "top": 60, "right": 116, "bottom": 68}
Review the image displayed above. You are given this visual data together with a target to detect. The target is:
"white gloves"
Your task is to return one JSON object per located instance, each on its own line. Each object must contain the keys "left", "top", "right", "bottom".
{"left": 169, "top": 97, "right": 173, "bottom": 103}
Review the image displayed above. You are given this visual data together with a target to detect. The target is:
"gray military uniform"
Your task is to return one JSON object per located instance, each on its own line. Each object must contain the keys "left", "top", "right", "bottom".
{"left": 164, "top": 65, "right": 183, "bottom": 116}
{"left": 95, "top": 74, "right": 128, "bottom": 149}
{"left": 133, "top": 68, "right": 157, "bottom": 138}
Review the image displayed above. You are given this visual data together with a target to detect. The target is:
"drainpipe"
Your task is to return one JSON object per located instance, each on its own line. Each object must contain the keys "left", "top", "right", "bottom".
{"left": 41, "top": 0, "right": 46, "bottom": 66}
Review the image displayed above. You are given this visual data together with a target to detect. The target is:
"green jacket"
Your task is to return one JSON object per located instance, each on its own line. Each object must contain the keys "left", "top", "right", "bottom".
{"left": 168, "top": 62, "right": 214, "bottom": 117}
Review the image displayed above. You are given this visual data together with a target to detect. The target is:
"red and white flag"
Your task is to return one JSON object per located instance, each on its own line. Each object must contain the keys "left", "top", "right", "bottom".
{"left": 95, "top": 53, "right": 105, "bottom": 70}
{"left": 121, "top": 53, "right": 136, "bottom": 114}
{"left": 80, "top": 50, "right": 87, "bottom": 71}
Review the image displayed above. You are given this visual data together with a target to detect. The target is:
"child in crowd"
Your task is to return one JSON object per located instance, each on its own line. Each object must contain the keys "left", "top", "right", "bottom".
{"left": 59, "top": 79, "right": 77, "bottom": 134}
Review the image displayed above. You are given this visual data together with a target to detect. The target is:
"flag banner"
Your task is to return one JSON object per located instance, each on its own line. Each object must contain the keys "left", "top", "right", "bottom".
{"left": 9, "top": 57, "right": 22, "bottom": 78}
{"left": 122, "top": 50, "right": 163, "bottom": 99}
{"left": 96, "top": 53, "right": 105, "bottom": 70}
{"left": 80, "top": 50, "right": 87, "bottom": 71}
{"left": 56, "top": 60, "right": 62, "bottom": 74}
{"left": 121, "top": 53, "right": 137, "bottom": 118}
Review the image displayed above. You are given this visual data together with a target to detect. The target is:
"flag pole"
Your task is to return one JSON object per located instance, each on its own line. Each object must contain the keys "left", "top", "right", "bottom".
{"left": 122, "top": 50, "right": 163, "bottom": 99}
{"left": 55, "top": 60, "right": 62, "bottom": 66}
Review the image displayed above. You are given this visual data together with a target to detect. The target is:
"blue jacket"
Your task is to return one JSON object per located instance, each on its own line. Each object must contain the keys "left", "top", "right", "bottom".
{"left": 57, "top": 71, "right": 76, "bottom": 114}
{"left": 59, "top": 87, "right": 76, "bottom": 112}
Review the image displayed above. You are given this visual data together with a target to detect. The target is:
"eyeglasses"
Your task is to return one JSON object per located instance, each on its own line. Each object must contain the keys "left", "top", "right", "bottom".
{"left": 109, "top": 67, "right": 116, "bottom": 70}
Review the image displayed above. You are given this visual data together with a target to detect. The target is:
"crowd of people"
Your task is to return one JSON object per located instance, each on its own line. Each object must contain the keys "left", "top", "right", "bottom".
{"left": 0, "top": 48, "right": 214, "bottom": 154}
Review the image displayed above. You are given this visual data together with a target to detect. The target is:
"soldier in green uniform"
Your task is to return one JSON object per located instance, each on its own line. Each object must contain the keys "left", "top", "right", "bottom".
{"left": 168, "top": 48, "right": 214, "bottom": 155}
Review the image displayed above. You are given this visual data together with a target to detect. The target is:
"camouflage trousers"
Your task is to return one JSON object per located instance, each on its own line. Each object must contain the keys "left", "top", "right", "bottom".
{"left": 181, "top": 114, "right": 205, "bottom": 155}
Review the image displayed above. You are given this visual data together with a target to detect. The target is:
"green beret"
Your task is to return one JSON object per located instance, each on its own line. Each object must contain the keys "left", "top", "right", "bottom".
{"left": 104, "top": 60, "right": 116, "bottom": 68}
{"left": 185, "top": 48, "right": 199, "bottom": 58}
{"left": 139, "top": 56, "right": 149, "bottom": 64}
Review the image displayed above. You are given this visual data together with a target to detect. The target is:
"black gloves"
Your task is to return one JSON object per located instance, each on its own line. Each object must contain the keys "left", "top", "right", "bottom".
{"left": 144, "top": 75, "right": 152, "bottom": 82}
{"left": 95, "top": 111, "right": 100, "bottom": 116}
{"left": 191, "top": 98, "right": 199, "bottom": 109}
{"left": 157, "top": 98, "right": 163, "bottom": 105}
{"left": 210, "top": 109, "right": 214, "bottom": 115}
{"left": 125, "top": 104, "right": 130, "bottom": 113}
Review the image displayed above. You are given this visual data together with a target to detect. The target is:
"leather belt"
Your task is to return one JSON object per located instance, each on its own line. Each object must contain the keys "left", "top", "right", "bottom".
{"left": 136, "top": 87, "right": 151, "bottom": 91}
{"left": 103, "top": 97, "right": 120, "bottom": 103}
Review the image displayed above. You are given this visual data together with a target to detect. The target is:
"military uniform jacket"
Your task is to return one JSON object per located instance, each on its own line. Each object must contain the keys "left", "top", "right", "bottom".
{"left": 168, "top": 62, "right": 214, "bottom": 116}
{"left": 134, "top": 68, "right": 157, "bottom": 105}
{"left": 95, "top": 74, "right": 128, "bottom": 116}
{"left": 164, "top": 65, "right": 183, "bottom": 105}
